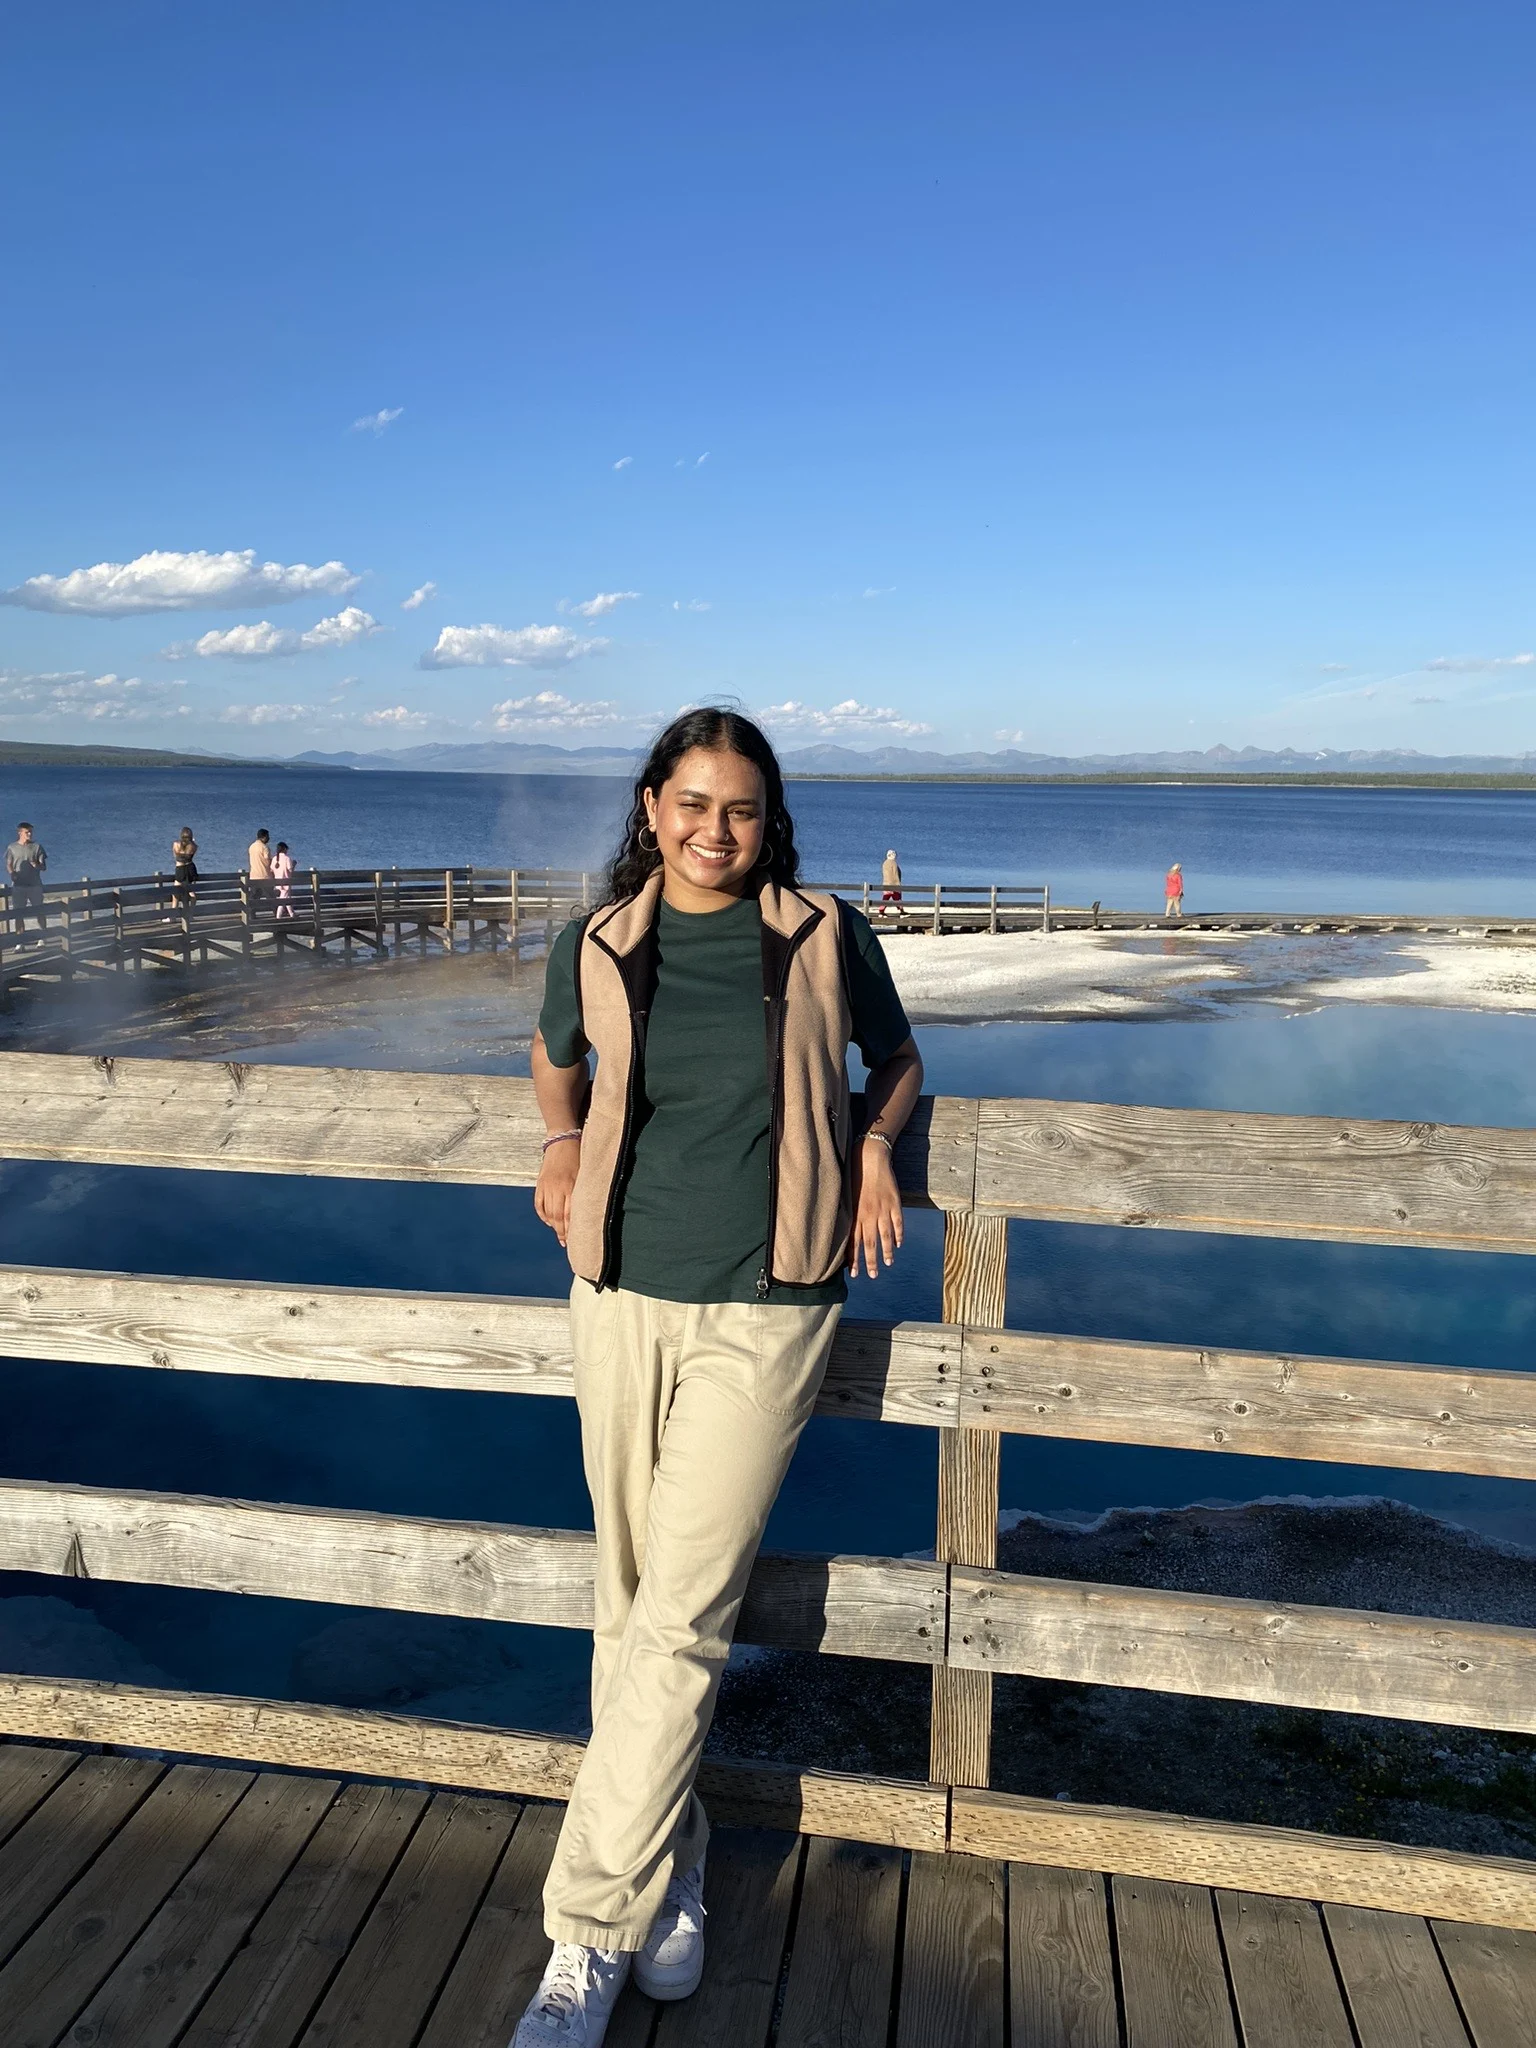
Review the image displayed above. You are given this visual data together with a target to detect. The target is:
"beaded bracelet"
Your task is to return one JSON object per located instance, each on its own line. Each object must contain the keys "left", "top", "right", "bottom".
{"left": 541, "top": 1129, "right": 583, "bottom": 1154}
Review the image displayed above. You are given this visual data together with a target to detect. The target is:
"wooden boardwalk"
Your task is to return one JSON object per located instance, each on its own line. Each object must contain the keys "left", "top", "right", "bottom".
{"left": 1, "top": 1742, "right": 1533, "bottom": 2048}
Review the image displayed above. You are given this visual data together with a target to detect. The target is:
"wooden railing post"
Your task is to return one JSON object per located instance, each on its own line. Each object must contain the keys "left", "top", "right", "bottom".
{"left": 310, "top": 870, "right": 322, "bottom": 953}
{"left": 932, "top": 882, "right": 942, "bottom": 937}
{"left": 113, "top": 888, "right": 124, "bottom": 971}
{"left": 1042, "top": 884, "right": 1051, "bottom": 935}
{"left": 508, "top": 869, "right": 520, "bottom": 943}
{"left": 930, "top": 1208, "right": 1007, "bottom": 1790}
{"left": 373, "top": 871, "right": 384, "bottom": 954}
{"left": 444, "top": 869, "right": 454, "bottom": 951}
{"left": 988, "top": 884, "right": 998, "bottom": 935}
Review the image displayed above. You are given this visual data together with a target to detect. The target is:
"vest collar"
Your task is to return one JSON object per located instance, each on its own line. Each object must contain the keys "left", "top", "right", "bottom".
{"left": 589, "top": 870, "right": 821, "bottom": 954}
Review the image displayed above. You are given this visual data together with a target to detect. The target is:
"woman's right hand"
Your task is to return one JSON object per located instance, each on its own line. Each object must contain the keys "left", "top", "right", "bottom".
{"left": 534, "top": 1140, "right": 581, "bottom": 1246}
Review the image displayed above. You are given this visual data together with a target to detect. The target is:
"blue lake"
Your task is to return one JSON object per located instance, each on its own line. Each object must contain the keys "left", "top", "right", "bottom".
{"left": 0, "top": 769, "right": 1533, "bottom": 1726}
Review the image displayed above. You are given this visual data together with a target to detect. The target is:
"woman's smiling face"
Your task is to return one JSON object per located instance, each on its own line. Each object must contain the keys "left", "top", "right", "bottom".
{"left": 644, "top": 745, "right": 767, "bottom": 909}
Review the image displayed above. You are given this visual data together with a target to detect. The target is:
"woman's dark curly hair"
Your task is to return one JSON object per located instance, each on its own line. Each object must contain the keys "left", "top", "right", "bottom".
{"left": 605, "top": 706, "right": 802, "bottom": 904}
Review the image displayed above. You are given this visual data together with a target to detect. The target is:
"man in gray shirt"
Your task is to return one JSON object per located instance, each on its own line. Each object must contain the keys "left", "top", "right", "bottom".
{"left": 5, "top": 823, "right": 47, "bottom": 944}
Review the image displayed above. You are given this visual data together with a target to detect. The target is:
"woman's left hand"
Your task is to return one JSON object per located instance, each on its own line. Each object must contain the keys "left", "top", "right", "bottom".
{"left": 848, "top": 1134, "right": 904, "bottom": 1278}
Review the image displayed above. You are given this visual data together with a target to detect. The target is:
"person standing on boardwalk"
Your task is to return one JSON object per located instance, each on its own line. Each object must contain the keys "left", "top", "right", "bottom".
{"left": 271, "top": 841, "right": 295, "bottom": 920}
{"left": 1164, "top": 861, "right": 1184, "bottom": 919}
{"left": 880, "top": 846, "right": 903, "bottom": 916}
{"left": 516, "top": 707, "right": 923, "bottom": 2047}
{"left": 5, "top": 823, "right": 47, "bottom": 945}
{"left": 171, "top": 826, "right": 198, "bottom": 915}
{"left": 247, "top": 828, "right": 274, "bottom": 915}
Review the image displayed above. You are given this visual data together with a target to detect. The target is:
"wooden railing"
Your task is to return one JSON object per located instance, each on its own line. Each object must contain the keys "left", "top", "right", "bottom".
{"left": 0, "top": 868, "right": 1057, "bottom": 985}
{"left": 4, "top": 1053, "right": 1536, "bottom": 1928}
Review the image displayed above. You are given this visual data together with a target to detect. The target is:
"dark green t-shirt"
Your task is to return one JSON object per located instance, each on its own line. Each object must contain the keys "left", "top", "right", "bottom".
{"left": 538, "top": 893, "right": 911, "bottom": 1305}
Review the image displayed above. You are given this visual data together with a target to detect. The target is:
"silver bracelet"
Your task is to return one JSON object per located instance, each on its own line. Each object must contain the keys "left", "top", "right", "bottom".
{"left": 541, "top": 1128, "right": 583, "bottom": 1154}
{"left": 864, "top": 1130, "right": 894, "bottom": 1152}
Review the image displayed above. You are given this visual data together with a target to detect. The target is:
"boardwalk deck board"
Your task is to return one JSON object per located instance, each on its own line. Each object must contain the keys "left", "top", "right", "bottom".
{"left": 0, "top": 1741, "right": 80, "bottom": 1849}
{"left": 0, "top": 1763, "right": 250, "bottom": 2048}
{"left": 1216, "top": 1889, "right": 1355, "bottom": 2047}
{"left": 0, "top": 1753, "right": 165, "bottom": 1966}
{"left": 297, "top": 1791, "right": 517, "bottom": 2048}
{"left": 1322, "top": 1905, "right": 1472, "bottom": 2048}
{"left": 1432, "top": 1921, "right": 1536, "bottom": 2048}
{"left": 415, "top": 1801, "right": 562, "bottom": 2048}
{"left": 181, "top": 1782, "right": 428, "bottom": 2048}
{"left": 0, "top": 1744, "right": 1531, "bottom": 2044}
{"left": 653, "top": 1828, "right": 801, "bottom": 2047}
{"left": 895, "top": 1849, "right": 1005, "bottom": 2048}
{"left": 1007, "top": 1862, "right": 1118, "bottom": 2048}
{"left": 775, "top": 1836, "right": 904, "bottom": 2048}
{"left": 1113, "top": 1875, "right": 1238, "bottom": 2048}
{"left": 64, "top": 1773, "right": 339, "bottom": 2048}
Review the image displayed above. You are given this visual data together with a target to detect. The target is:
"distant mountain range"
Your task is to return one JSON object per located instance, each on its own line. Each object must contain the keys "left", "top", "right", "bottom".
{"left": 290, "top": 739, "right": 1536, "bottom": 779}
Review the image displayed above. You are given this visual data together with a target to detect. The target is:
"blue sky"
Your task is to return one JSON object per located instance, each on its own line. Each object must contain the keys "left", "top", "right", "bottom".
{"left": 2, "top": 0, "right": 1533, "bottom": 759}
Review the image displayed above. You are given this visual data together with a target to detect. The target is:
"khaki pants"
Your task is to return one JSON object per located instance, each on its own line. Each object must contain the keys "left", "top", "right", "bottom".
{"left": 542, "top": 1284, "right": 842, "bottom": 1948}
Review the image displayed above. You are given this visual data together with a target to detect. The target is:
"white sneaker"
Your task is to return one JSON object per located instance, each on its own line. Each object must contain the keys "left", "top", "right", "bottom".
{"left": 511, "top": 1943, "right": 631, "bottom": 2046}
{"left": 632, "top": 1856, "right": 706, "bottom": 2001}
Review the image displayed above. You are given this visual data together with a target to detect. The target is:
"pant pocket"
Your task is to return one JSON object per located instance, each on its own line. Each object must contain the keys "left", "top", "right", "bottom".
{"left": 750, "top": 1303, "right": 840, "bottom": 1419}
{"left": 569, "top": 1279, "right": 623, "bottom": 1373}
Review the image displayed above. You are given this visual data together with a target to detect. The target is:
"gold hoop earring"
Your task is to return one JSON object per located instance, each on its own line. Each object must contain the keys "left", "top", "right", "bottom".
{"left": 637, "top": 825, "right": 658, "bottom": 853}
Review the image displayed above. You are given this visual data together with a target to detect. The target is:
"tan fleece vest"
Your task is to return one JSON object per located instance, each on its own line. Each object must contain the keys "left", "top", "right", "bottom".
{"left": 566, "top": 871, "right": 854, "bottom": 1291}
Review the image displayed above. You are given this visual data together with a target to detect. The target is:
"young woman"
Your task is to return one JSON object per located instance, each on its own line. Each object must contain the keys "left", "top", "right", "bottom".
{"left": 271, "top": 840, "right": 295, "bottom": 920}
{"left": 514, "top": 708, "right": 923, "bottom": 2048}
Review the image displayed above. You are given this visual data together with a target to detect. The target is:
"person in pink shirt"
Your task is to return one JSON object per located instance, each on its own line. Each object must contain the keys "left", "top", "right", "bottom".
{"left": 1164, "top": 862, "right": 1184, "bottom": 919}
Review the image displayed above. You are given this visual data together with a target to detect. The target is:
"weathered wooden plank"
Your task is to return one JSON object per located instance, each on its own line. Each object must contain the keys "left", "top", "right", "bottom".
{"left": 1216, "top": 1890, "right": 1354, "bottom": 2047}
{"left": 931, "top": 1210, "right": 1006, "bottom": 1789}
{"left": 0, "top": 1753, "right": 164, "bottom": 1966}
{"left": 0, "top": 1742, "right": 81, "bottom": 1852}
{"left": 300, "top": 1792, "right": 518, "bottom": 2048}
{"left": 0, "top": 1053, "right": 549, "bottom": 1186}
{"left": 0, "top": 1476, "right": 944, "bottom": 1664}
{"left": 959, "top": 1326, "right": 1536, "bottom": 1479}
{"left": 415, "top": 1802, "right": 563, "bottom": 2048}
{"left": 776, "top": 1836, "right": 903, "bottom": 2048}
{"left": 0, "top": 1052, "right": 976, "bottom": 1210}
{"left": 1113, "top": 1876, "right": 1237, "bottom": 2048}
{"left": 975, "top": 1096, "right": 1536, "bottom": 1254}
{"left": 1321, "top": 1905, "right": 1471, "bottom": 2048}
{"left": 653, "top": 1829, "right": 801, "bottom": 2048}
{"left": 953, "top": 1788, "right": 1536, "bottom": 1931}
{"left": 895, "top": 1849, "right": 1005, "bottom": 2048}
{"left": 0, "top": 1764, "right": 251, "bottom": 2048}
{"left": 181, "top": 1783, "right": 429, "bottom": 2048}
{"left": 0, "top": 1674, "right": 951, "bottom": 1851}
{"left": 948, "top": 1565, "right": 1536, "bottom": 1735}
{"left": 1007, "top": 1863, "right": 1118, "bottom": 2048}
{"left": 1431, "top": 1920, "right": 1536, "bottom": 2048}
{"left": 893, "top": 1092, "right": 979, "bottom": 1212}
{"left": 0, "top": 1267, "right": 961, "bottom": 1429}
{"left": 63, "top": 1773, "right": 338, "bottom": 2048}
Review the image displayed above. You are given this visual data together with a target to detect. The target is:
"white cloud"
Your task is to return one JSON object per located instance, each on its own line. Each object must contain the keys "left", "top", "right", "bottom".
{"left": 613, "top": 455, "right": 633, "bottom": 470}
{"left": 362, "top": 705, "right": 430, "bottom": 729}
{"left": 1425, "top": 652, "right": 1535, "bottom": 673}
{"left": 420, "top": 623, "right": 607, "bottom": 669}
{"left": 401, "top": 582, "right": 437, "bottom": 611}
{"left": 330, "top": 674, "right": 363, "bottom": 700}
{"left": 695, "top": 452, "right": 710, "bottom": 466}
{"left": 1, "top": 549, "right": 361, "bottom": 617}
{"left": 672, "top": 598, "right": 711, "bottom": 612}
{"left": 1319, "top": 662, "right": 1352, "bottom": 673}
{"left": 0, "top": 669, "right": 189, "bottom": 721}
{"left": 166, "top": 606, "right": 381, "bottom": 660}
{"left": 351, "top": 407, "right": 404, "bottom": 436}
{"left": 218, "top": 702, "right": 315, "bottom": 725}
{"left": 758, "top": 697, "right": 936, "bottom": 739}
{"left": 489, "top": 690, "right": 628, "bottom": 732}
{"left": 561, "top": 590, "right": 641, "bottom": 619}
{"left": 1412, "top": 694, "right": 1445, "bottom": 705}
{"left": 994, "top": 728, "right": 1028, "bottom": 745}
{"left": 862, "top": 586, "right": 895, "bottom": 599}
